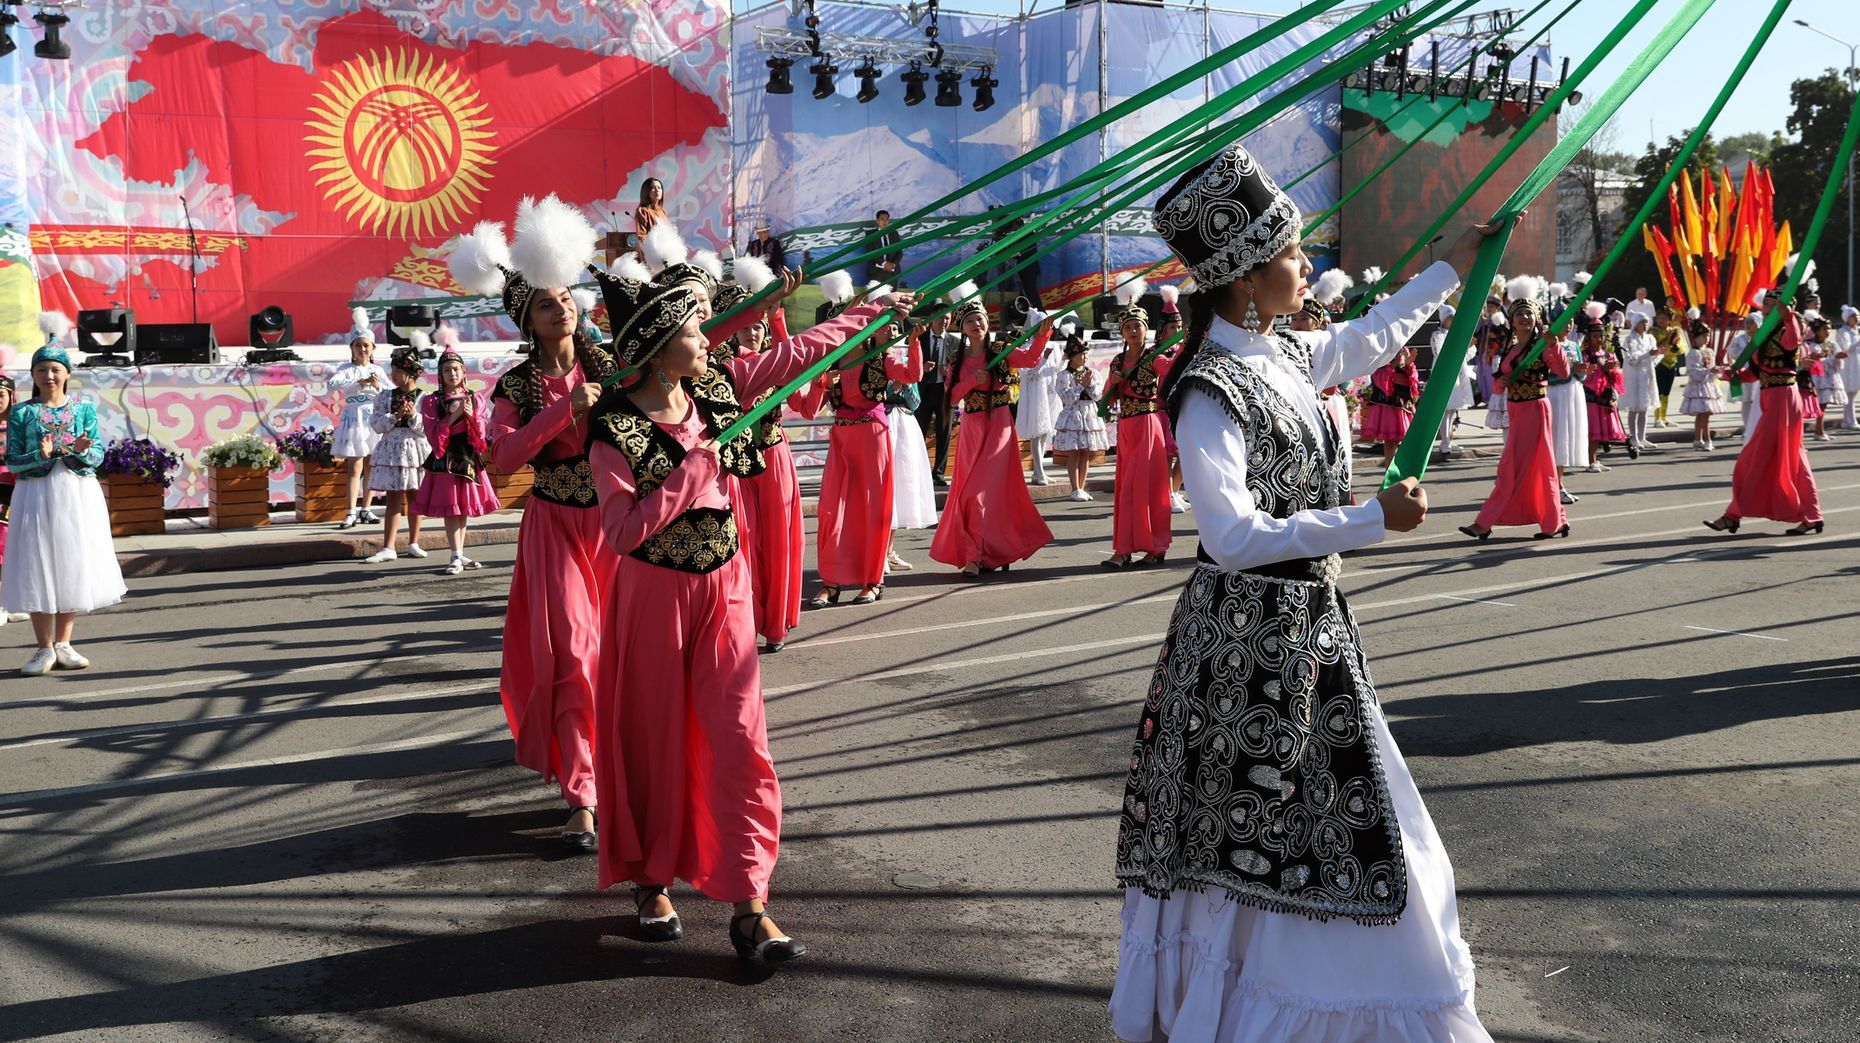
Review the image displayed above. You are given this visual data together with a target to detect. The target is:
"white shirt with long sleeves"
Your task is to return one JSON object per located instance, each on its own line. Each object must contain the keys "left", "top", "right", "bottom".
{"left": 1177, "top": 260, "right": 1459, "bottom": 572}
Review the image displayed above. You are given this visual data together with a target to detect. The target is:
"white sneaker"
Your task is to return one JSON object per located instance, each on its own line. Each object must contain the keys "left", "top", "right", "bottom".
{"left": 20, "top": 647, "right": 55, "bottom": 676}
{"left": 1069, "top": 489, "right": 1092, "bottom": 502}
{"left": 8, "top": 612, "right": 29, "bottom": 622}
{"left": 405, "top": 543, "right": 429, "bottom": 559}
{"left": 1170, "top": 494, "right": 1190, "bottom": 514}
{"left": 363, "top": 547, "right": 398, "bottom": 564}
{"left": 444, "top": 556, "right": 466, "bottom": 576}
{"left": 1704, "top": 441, "right": 1716, "bottom": 451}
{"left": 1584, "top": 463, "right": 1605, "bottom": 473}
{"left": 52, "top": 642, "right": 89, "bottom": 670}
{"left": 1816, "top": 432, "right": 1833, "bottom": 442}
{"left": 1560, "top": 488, "right": 1579, "bottom": 505}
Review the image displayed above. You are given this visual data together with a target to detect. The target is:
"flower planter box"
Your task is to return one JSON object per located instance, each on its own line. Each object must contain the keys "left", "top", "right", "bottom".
{"left": 99, "top": 473, "right": 167, "bottom": 536}
{"left": 207, "top": 465, "right": 272, "bottom": 529}
{"left": 293, "top": 462, "right": 350, "bottom": 523}
{"left": 489, "top": 465, "right": 533, "bottom": 511}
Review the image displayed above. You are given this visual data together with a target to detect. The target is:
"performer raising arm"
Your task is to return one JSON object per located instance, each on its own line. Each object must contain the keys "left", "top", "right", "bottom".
{"left": 1111, "top": 141, "right": 1499, "bottom": 1041}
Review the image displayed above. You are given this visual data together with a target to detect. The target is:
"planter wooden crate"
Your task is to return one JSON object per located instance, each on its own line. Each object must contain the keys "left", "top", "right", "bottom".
{"left": 99, "top": 473, "right": 167, "bottom": 536}
{"left": 489, "top": 465, "right": 533, "bottom": 510}
{"left": 207, "top": 465, "right": 272, "bottom": 529}
{"left": 293, "top": 462, "right": 350, "bottom": 523}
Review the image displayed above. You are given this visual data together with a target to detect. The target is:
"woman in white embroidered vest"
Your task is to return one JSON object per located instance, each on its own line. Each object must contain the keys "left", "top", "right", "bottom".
{"left": 585, "top": 251, "right": 905, "bottom": 964}
{"left": 1111, "top": 141, "right": 1500, "bottom": 1041}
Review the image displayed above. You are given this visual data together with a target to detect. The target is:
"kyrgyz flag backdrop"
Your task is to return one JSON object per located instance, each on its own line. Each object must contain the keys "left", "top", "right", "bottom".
{"left": 3, "top": 0, "right": 731, "bottom": 349}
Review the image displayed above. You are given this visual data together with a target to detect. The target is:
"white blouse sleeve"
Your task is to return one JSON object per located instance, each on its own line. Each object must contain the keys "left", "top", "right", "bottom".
{"left": 1308, "top": 261, "right": 1460, "bottom": 390}
{"left": 1176, "top": 387, "right": 1386, "bottom": 571}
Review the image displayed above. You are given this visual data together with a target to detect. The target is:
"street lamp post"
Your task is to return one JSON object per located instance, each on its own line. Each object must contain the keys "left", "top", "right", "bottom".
{"left": 1795, "top": 19, "right": 1858, "bottom": 307}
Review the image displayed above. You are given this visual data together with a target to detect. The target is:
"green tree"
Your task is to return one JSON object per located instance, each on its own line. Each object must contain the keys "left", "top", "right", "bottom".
{"left": 1768, "top": 70, "right": 1857, "bottom": 307}
{"left": 1602, "top": 131, "right": 1721, "bottom": 310}
{"left": 1717, "top": 130, "right": 1788, "bottom": 167}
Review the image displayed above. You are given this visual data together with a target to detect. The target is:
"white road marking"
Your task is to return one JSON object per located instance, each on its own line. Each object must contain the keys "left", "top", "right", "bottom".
{"left": 25, "top": 647, "right": 498, "bottom": 705}
{"left": 1682, "top": 625, "right": 1788, "bottom": 643}
{"left": 0, "top": 727, "right": 504, "bottom": 807}
{"left": 1432, "top": 594, "right": 1515, "bottom": 607}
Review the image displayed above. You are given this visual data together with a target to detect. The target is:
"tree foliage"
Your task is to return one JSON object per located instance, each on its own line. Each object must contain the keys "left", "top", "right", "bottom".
{"left": 1767, "top": 70, "right": 1856, "bottom": 306}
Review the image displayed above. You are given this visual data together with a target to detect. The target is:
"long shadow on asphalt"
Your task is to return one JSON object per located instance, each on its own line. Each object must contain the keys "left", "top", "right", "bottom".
{"left": 1388, "top": 655, "right": 1860, "bottom": 757}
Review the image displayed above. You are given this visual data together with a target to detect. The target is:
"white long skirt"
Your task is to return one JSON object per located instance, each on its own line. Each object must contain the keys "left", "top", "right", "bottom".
{"left": 1109, "top": 698, "right": 1489, "bottom": 1043}
{"left": 1482, "top": 393, "right": 1507, "bottom": 431}
{"left": 1548, "top": 381, "right": 1587, "bottom": 467}
{"left": 0, "top": 467, "right": 128, "bottom": 615}
{"left": 888, "top": 406, "right": 939, "bottom": 530}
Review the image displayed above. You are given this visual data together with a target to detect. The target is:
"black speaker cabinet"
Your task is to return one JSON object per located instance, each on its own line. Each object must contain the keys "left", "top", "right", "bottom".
{"left": 136, "top": 323, "right": 219, "bottom": 365}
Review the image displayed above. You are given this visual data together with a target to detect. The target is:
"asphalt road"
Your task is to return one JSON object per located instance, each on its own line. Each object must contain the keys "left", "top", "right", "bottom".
{"left": 1, "top": 429, "right": 1856, "bottom": 1042}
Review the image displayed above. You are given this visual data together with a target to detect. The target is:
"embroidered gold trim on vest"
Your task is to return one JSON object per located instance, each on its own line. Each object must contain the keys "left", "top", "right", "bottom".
{"left": 531, "top": 456, "right": 598, "bottom": 507}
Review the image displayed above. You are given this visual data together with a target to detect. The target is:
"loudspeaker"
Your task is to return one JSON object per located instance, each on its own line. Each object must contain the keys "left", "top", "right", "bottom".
{"left": 136, "top": 323, "right": 219, "bottom": 365}
{"left": 1091, "top": 294, "right": 1118, "bottom": 328}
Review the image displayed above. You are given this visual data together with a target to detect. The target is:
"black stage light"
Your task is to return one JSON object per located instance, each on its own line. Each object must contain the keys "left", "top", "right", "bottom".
{"left": 0, "top": 12, "right": 17, "bottom": 58}
{"left": 934, "top": 66, "right": 962, "bottom": 107}
{"left": 766, "top": 56, "right": 794, "bottom": 95}
{"left": 855, "top": 60, "right": 881, "bottom": 103}
{"left": 811, "top": 57, "right": 838, "bottom": 100}
{"left": 970, "top": 67, "right": 997, "bottom": 112}
{"left": 76, "top": 308, "right": 135, "bottom": 368}
{"left": 386, "top": 304, "right": 436, "bottom": 350}
{"left": 33, "top": 12, "right": 69, "bottom": 61}
{"left": 901, "top": 61, "right": 928, "bottom": 106}
{"left": 245, "top": 305, "right": 298, "bottom": 364}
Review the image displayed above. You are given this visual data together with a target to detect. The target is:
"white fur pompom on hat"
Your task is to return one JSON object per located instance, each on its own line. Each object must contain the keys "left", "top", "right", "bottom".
{"left": 348, "top": 307, "right": 375, "bottom": 342}
{"left": 818, "top": 269, "right": 855, "bottom": 305}
{"left": 1361, "top": 266, "right": 1385, "bottom": 286}
{"left": 511, "top": 195, "right": 598, "bottom": 290}
{"left": 731, "top": 255, "right": 776, "bottom": 293}
{"left": 39, "top": 310, "right": 75, "bottom": 347}
{"left": 1584, "top": 300, "right": 1607, "bottom": 321}
{"left": 435, "top": 325, "right": 461, "bottom": 348}
{"left": 571, "top": 287, "right": 598, "bottom": 315}
{"left": 1547, "top": 281, "right": 1571, "bottom": 300}
{"left": 947, "top": 280, "right": 979, "bottom": 306}
{"left": 1311, "top": 268, "right": 1354, "bottom": 307}
{"left": 691, "top": 249, "right": 724, "bottom": 284}
{"left": 610, "top": 253, "right": 652, "bottom": 284}
{"left": 641, "top": 221, "right": 690, "bottom": 275}
{"left": 1573, "top": 270, "right": 1593, "bottom": 284}
{"left": 1056, "top": 315, "right": 1081, "bottom": 337}
{"left": 447, "top": 221, "right": 513, "bottom": 297}
{"left": 1685, "top": 306, "right": 1701, "bottom": 320}
{"left": 1505, "top": 275, "right": 1545, "bottom": 302}
{"left": 1159, "top": 284, "right": 1180, "bottom": 314}
{"left": 1115, "top": 275, "right": 1149, "bottom": 307}
{"left": 408, "top": 329, "right": 433, "bottom": 352}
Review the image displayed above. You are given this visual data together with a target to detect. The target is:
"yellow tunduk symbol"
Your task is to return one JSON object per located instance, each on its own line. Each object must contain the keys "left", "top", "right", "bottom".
{"left": 305, "top": 49, "right": 496, "bottom": 238}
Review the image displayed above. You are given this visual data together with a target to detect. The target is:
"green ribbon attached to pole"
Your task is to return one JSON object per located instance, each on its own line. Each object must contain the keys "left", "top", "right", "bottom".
{"left": 1382, "top": 0, "right": 1722, "bottom": 489}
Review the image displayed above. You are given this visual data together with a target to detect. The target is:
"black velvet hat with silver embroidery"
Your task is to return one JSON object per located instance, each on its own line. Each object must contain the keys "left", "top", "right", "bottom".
{"left": 1152, "top": 143, "right": 1301, "bottom": 287}
{"left": 589, "top": 268, "right": 702, "bottom": 372}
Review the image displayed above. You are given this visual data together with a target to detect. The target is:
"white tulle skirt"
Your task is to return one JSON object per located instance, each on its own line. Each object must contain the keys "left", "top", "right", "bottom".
{"left": 1482, "top": 393, "right": 1507, "bottom": 431}
{"left": 0, "top": 467, "right": 128, "bottom": 615}
{"left": 1548, "top": 381, "right": 1587, "bottom": 468}
{"left": 1109, "top": 697, "right": 1489, "bottom": 1043}
{"left": 889, "top": 406, "right": 939, "bottom": 529}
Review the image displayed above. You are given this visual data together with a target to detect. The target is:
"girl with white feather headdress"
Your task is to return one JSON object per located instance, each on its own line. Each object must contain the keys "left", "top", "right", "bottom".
{"left": 1100, "top": 274, "right": 1174, "bottom": 568}
{"left": 1460, "top": 274, "right": 1572, "bottom": 541}
{"left": 328, "top": 305, "right": 389, "bottom": 530}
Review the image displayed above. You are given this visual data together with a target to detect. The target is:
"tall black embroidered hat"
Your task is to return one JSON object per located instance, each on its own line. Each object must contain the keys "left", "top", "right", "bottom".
{"left": 590, "top": 269, "right": 703, "bottom": 372}
{"left": 1152, "top": 142, "right": 1301, "bottom": 286}
{"left": 711, "top": 282, "right": 750, "bottom": 316}
{"left": 1114, "top": 275, "right": 1150, "bottom": 329}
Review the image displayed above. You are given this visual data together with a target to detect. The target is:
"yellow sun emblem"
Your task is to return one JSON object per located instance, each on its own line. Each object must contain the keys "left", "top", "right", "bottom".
{"left": 305, "top": 49, "right": 497, "bottom": 239}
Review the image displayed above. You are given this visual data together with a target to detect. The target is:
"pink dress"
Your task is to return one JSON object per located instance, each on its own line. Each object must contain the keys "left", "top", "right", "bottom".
{"left": 1726, "top": 314, "right": 1822, "bottom": 525}
{"left": 411, "top": 390, "right": 500, "bottom": 517}
{"left": 1107, "top": 349, "right": 1173, "bottom": 558}
{"left": 930, "top": 337, "right": 1055, "bottom": 569}
{"left": 1475, "top": 344, "right": 1570, "bottom": 534}
{"left": 1583, "top": 349, "right": 1628, "bottom": 443}
{"left": 1358, "top": 362, "right": 1419, "bottom": 442}
{"left": 487, "top": 360, "right": 614, "bottom": 809}
{"left": 588, "top": 304, "right": 886, "bottom": 901}
{"left": 799, "top": 339, "right": 922, "bottom": 589}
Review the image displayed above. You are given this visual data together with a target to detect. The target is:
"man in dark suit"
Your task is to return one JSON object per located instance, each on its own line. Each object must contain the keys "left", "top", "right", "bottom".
{"left": 867, "top": 209, "right": 903, "bottom": 286}
{"left": 914, "top": 311, "right": 958, "bottom": 485}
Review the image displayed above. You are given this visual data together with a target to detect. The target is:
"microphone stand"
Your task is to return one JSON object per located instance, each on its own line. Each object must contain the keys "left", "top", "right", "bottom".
{"left": 179, "top": 194, "right": 201, "bottom": 324}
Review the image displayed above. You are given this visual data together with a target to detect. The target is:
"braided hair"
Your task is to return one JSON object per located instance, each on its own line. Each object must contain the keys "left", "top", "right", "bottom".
{"left": 1160, "top": 285, "right": 1219, "bottom": 421}
{"left": 522, "top": 305, "right": 605, "bottom": 422}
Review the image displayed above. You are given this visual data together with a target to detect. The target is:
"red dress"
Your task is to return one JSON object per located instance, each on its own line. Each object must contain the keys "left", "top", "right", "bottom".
{"left": 1107, "top": 348, "right": 1173, "bottom": 558}
{"left": 930, "top": 338, "right": 1055, "bottom": 569}
{"left": 799, "top": 340, "right": 922, "bottom": 589}
{"left": 487, "top": 356, "right": 616, "bottom": 809}
{"left": 1474, "top": 343, "right": 1570, "bottom": 533}
{"left": 588, "top": 304, "right": 886, "bottom": 901}
{"left": 1583, "top": 348, "right": 1627, "bottom": 443}
{"left": 1726, "top": 313, "right": 1821, "bottom": 525}
{"left": 1358, "top": 362, "right": 1419, "bottom": 442}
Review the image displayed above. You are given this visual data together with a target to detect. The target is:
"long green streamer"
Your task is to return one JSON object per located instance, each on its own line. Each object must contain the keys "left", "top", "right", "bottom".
{"left": 1509, "top": 0, "right": 1792, "bottom": 379}
{"left": 1383, "top": 0, "right": 1720, "bottom": 488}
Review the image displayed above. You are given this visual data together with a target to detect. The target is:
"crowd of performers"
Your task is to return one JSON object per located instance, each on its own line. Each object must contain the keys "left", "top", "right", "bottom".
{"left": 0, "top": 138, "right": 1850, "bottom": 1038}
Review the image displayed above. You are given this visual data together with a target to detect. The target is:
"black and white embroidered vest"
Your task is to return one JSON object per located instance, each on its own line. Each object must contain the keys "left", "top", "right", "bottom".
{"left": 491, "top": 347, "right": 618, "bottom": 508}
{"left": 587, "top": 365, "right": 766, "bottom": 574}
{"left": 1115, "top": 333, "right": 1408, "bottom": 926}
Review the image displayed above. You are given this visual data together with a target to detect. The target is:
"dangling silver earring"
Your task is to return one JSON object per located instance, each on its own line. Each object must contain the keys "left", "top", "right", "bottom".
{"left": 1242, "top": 295, "right": 1261, "bottom": 333}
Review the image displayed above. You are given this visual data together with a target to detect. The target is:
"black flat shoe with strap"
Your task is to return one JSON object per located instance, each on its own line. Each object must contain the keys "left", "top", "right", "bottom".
{"left": 1457, "top": 524, "right": 1490, "bottom": 542}
{"left": 1702, "top": 517, "right": 1739, "bottom": 533}
{"left": 632, "top": 886, "right": 684, "bottom": 943}
{"left": 1533, "top": 523, "right": 1571, "bottom": 540}
{"left": 1784, "top": 520, "right": 1825, "bottom": 535}
{"left": 561, "top": 807, "right": 596, "bottom": 853}
{"left": 806, "top": 586, "right": 841, "bottom": 610}
{"left": 730, "top": 910, "right": 806, "bottom": 964}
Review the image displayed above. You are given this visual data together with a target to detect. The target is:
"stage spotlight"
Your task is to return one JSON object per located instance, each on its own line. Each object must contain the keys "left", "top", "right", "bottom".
{"left": 0, "top": 12, "right": 17, "bottom": 59}
{"left": 811, "top": 56, "right": 839, "bottom": 100}
{"left": 855, "top": 60, "right": 881, "bottom": 103}
{"left": 970, "top": 67, "right": 997, "bottom": 112}
{"left": 766, "top": 56, "right": 794, "bottom": 95}
{"left": 901, "top": 62, "right": 928, "bottom": 106}
{"left": 387, "top": 304, "right": 436, "bottom": 351}
{"left": 77, "top": 308, "right": 135, "bottom": 368}
{"left": 33, "top": 12, "right": 69, "bottom": 61}
{"left": 934, "top": 66, "right": 962, "bottom": 107}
